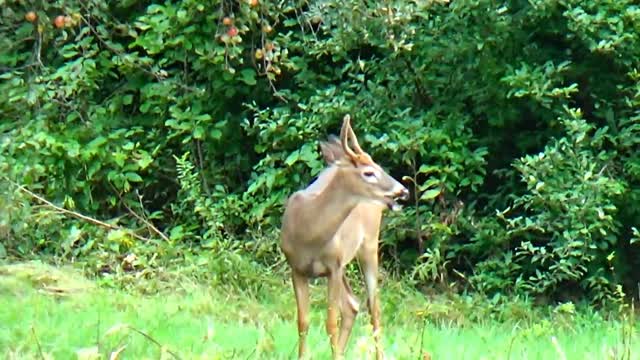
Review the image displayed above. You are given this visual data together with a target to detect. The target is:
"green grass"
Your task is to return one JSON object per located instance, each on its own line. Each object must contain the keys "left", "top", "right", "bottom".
{"left": 1, "top": 261, "right": 638, "bottom": 359}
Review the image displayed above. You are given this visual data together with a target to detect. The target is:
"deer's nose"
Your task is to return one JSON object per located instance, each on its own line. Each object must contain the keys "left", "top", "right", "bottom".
{"left": 396, "top": 187, "right": 410, "bottom": 201}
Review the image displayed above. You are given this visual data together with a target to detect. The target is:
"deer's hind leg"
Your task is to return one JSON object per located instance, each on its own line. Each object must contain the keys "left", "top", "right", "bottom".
{"left": 326, "top": 269, "right": 348, "bottom": 359}
{"left": 292, "top": 271, "right": 310, "bottom": 359}
{"left": 337, "top": 274, "right": 359, "bottom": 355}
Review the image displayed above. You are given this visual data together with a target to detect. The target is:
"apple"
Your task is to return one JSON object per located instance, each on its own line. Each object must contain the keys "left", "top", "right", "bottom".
{"left": 53, "top": 15, "right": 65, "bottom": 28}
{"left": 227, "top": 26, "right": 238, "bottom": 37}
{"left": 25, "top": 11, "right": 37, "bottom": 23}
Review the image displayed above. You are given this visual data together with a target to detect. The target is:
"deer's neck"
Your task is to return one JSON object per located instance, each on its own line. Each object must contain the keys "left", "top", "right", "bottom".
{"left": 287, "top": 168, "right": 360, "bottom": 244}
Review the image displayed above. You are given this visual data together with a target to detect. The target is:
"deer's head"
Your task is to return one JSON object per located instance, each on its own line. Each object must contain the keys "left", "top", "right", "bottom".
{"left": 320, "top": 115, "right": 409, "bottom": 211}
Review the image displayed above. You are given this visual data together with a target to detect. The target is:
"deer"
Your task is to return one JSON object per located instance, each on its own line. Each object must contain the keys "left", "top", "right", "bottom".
{"left": 316, "top": 135, "right": 391, "bottom": 360}
{"left": 280, "top": 114, "right": 409, "bottom": 359}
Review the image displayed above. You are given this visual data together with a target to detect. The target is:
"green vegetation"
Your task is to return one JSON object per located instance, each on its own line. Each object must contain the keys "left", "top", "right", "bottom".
{"left": 1, "top": 262, "right": 637, "bottom": 359}
{"left": 3, "top": 0, "right": 640, "bottom": 304}
{"left": 2, "top": 0, "right": 640, "bottom": 356}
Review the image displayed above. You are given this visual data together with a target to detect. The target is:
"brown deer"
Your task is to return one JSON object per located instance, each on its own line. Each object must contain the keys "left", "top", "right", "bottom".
{"left": 280, "top": 115, "right": 409, "bottom": 359}
{"left": 317, "top": 135, "right": 391, "bottom": 360}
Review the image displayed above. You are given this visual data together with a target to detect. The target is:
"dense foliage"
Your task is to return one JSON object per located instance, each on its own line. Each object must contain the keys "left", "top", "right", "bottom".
{"left": 1, "top": 0, "right": 639, "bottom": 304}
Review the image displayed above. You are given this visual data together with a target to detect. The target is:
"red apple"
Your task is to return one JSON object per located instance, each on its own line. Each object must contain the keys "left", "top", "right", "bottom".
{"left": 227, "top": 26, "right": 238, "bottom": 37}
{"left": 53, "top": 15, "right": 65, "bottom": 28}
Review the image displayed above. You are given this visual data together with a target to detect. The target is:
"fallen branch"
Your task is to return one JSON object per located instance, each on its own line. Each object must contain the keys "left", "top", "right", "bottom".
{"left": 107, "top": 182, "right": 170, "bottom": 243}
{"left": 8, "top": 180, "right": 152, "bottom": 242}
{"left": 123, "top": 201, "right": 170, "bottom": 242}
{"left": 122, "top": 189, "right": 170, "bottom": 243}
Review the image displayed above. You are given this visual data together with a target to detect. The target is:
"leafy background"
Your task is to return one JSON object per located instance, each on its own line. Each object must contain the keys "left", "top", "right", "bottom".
{"left": 1, "top": 0, "right": 640, "bottom": 305}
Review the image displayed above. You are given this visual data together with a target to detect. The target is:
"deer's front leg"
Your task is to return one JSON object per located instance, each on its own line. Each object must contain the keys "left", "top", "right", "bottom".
{"left": 326, "top": 270, "right": 342, "bottom": 359}
{"left": 360, "top": 251, "right": 384, "bottom": 360}
{"left": 292, "top": 271, "right": 310, "bottom": 359}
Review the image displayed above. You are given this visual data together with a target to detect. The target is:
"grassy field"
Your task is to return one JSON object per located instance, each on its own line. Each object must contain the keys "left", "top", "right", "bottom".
{"left": 1, "top": 261, "right": 638, "bottom": 360}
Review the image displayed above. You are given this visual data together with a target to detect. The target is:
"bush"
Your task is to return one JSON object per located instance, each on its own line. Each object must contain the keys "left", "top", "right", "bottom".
{"left": 1, "top": 0, "right": 639, "bottom": 304}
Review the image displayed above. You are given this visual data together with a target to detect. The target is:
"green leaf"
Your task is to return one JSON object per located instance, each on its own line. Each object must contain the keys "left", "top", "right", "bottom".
{"left": 193, "top": 126, "right": 205, "bottom": 139}
{"left": 210, "top": 129, "right": 222, "bottom": 139}
{"left": 113, "top": 152, "right": 127, "bottom": 167}
{"left": 107, "top": 229, "right": 127, "bottom": 243}
{"left": 140, "top": 102, "right": 151, "bottom": 113}
{"left": 170, "top": 225, "right": 185, "bottom": 241}
{"left": 122, "top": 95, "right": 134, "bottom": 105}
{"left": 137, "top": 151, "right": 154, "bottom": 169}
{"left": 418, "top": 178, "right": 440, "bottom": 192}
{"left": 239, "top": 69, "right": 257, "bottom": 86}
{"left": 418, "top": 164, "right": 439, "bottom": 175}
{"left": 125, "top": 172, "right": 143, "bottom": 182}
{"left": 420, "top": 188, "right": 441, "bottom": 201}
{"left": 285, "top": 150, "right": 300, "bottom": 166}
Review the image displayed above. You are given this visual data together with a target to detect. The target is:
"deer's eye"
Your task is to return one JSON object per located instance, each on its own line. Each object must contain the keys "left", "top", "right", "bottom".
{"left": 363, "top": 171, "right": 375, "bottom": 178}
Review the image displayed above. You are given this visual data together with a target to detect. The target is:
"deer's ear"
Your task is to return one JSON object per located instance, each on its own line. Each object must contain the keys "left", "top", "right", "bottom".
{"left": 320, "top": 141, "right": 338, "bottom": 164}
{"left": 321, "top": 136, "right": 350, "bottom": 165}
{"left": 327, "top": 135, "right": 341, "bottom": 146}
